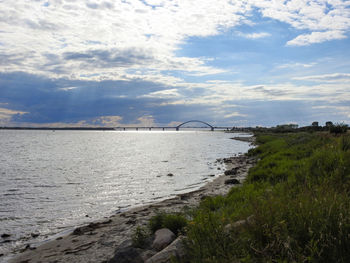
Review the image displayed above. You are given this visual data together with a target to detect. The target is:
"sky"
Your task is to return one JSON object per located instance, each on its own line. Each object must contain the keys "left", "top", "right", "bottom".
{"left": 0, "top": 0, "right": 350, "bottom": 127}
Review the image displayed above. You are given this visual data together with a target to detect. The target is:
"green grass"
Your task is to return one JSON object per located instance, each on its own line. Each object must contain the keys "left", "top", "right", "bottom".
{"left": 180, "top": 132, "right": 350, "bottom": 263}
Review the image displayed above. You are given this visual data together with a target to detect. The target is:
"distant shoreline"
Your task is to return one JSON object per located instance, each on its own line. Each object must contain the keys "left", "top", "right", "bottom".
{"left": 0, "top": 127, "right": 116, "bottom": 131}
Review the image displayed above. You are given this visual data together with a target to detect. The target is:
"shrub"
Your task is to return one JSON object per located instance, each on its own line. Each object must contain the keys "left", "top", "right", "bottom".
{"left": 132, "top": 226, "right": 149, "bottom": 248}
{"left": 149, "top": 213, "right": 164, "bottom": 233}
{"left": 330, "top": 123, "right": 348, "bottom": 135}
{"left": 149, "top": 212, "right": 188, "bottom": 235}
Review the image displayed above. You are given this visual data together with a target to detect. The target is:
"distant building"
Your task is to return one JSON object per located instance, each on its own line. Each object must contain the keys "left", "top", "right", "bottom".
{"left": 312, "top": 121, "right": 319, "bottom": 127}
{"left": 325, "top": 121, "right": 333, "bottom": 127}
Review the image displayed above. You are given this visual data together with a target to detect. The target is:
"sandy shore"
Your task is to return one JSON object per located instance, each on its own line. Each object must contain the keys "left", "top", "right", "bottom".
{"left": 9, "top": 146, "right": 255, "bottom": 263}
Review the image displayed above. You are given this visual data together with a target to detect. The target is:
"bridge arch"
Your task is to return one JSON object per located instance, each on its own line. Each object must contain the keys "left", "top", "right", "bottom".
{"left": 176, "top": 120, "right": 214, "bottom": 131}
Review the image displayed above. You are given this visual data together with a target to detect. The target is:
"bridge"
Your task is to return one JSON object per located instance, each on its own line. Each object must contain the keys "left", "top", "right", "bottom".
{"left": 114, "top": 120, "right": 232, "bottom": 131}
{"left": 176, "top": 120, "right": 214, "bottom": 131}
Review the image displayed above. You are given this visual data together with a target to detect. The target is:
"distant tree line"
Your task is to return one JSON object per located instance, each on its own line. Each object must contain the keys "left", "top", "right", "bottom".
{"left": 231, "top": 121, "right": 349, "bottom": 134}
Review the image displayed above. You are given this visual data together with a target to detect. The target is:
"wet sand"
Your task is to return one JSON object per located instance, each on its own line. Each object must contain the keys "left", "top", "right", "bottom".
{"left": 9, "top": 144, "right": 255, "bottom": 263}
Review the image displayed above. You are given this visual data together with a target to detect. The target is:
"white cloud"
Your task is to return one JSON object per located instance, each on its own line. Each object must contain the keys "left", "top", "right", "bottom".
{"left": 253, "top": 0, "right": 350, "bottom": 46}
{"left": 58, "top": 86, "right": 79, "bottom": 91}
{"left": 287, "top": 30, "right": 347, "bottom": 46}
{"left": 238, "top": 32, "right": 271, "bottom": 39}
{"left": 277, "top": 62, "right": 316, "bottom": 69}
{"left": 224, "top": 112, "right": 248, "bottom": 118}
{"left": 0, "top": 0, "right": 349, "bottom": 85}
{"left": 294, "top": 73, "right": 350, "bottom": 82}
{"left": 141, "top": 89, "right": 181, "bottom": 99}
{"left": 0, "top": 0, "right": 250, "bottom": 80}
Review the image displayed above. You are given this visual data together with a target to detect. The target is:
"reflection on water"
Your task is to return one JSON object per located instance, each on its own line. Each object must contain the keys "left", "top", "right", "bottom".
{"left": 0, "top": 130, "right": 251, "bottom": 256}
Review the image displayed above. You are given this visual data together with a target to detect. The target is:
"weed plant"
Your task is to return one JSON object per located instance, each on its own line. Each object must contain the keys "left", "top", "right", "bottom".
{"left": 149, "top": 212, "right": 188, "bottom": 235}
{"left": 132, "top": 226, "right": 149, "bottom": 248}
{"left": 181, "top": 132, "right": 350, "bottom": 263}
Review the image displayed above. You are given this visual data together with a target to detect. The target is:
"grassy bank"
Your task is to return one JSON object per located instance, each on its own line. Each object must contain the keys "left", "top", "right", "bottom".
{"left": 179, "top": 131, "right": 350, "bottom": 262}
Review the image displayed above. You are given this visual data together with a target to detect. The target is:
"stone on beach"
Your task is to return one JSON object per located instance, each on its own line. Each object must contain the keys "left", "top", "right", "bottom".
{"left": 152, "top": 228, "right": 176, "bottom": 251}
{"left": 167, "top": 173, "right": 174, "bottom": 177}
{"left": 224, "top": 167, "right": 238, "bottom": 176}
{"left": 146, "top": 236, "right": 186, "bottom": 263}
{"left": 108, "top": 246, "right": 144, "bottom": 263}
{"left": 224, "top": 178, "right": 240, "bottom": 185}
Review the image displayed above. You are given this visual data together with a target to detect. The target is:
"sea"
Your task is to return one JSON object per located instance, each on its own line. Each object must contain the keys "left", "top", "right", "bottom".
{"left": 0, "top": 129, "right": 252, "bottom": 259}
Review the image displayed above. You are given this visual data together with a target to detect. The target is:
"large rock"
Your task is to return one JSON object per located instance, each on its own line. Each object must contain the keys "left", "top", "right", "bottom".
{"left": 152, "top": 228, "right": 176, "bottom": 251}
{"left": 146, "top": 236, "right": 186, "bottom": 263}
{"left": 224, "top": 178, "right": 240, "bottom": 185}
{"left": 108, "top": 246, "right": 143, "bottom": 263}
{"left": 108, "top": 240, "right": 143, "bottom": 263}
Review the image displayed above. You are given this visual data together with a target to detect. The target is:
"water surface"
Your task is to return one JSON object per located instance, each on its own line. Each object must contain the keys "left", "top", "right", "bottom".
{"left": 0, "top": 130, "right": 251, "bottom": 257}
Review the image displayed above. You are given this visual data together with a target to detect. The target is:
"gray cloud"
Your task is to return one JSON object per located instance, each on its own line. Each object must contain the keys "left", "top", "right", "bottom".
{"left": 63, "top": 48, "right": 155, "bottom": 68}
{"left": 24, "top": 19, "right": 60, "bottom": 31}
{"left": 249, "top": 85, "right": 288, "bottom": 97}
{"left": 86, "top": 1, "right": 114, "bottom": 10}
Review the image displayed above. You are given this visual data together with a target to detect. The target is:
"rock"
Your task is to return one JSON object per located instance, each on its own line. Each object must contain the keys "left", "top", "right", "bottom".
{"left": 152, "top": 228, "right": 176, "bottom": 251}
{"left": 146, "top": 236, "right": 186, "bottom": 263}
{"left": 209, "top": 174, "right": 215, "bottom": 177}
{"left": 21, "top": 244, "right": 36, "bottom": 252}
{"left": 1, "top": 233, "right": 11, "bottom": 238}
{"left": 140, "top": 250, "right": 157, "bottom": 261}
{"left": 225, "top": 215, "right": 255, "bottom": 233}
{"left": 108, "top": 246, "right": 143, "bottom": 263}
{"left": 31, "top": 233, "right": 39, "bottom": 238}
{"left": 224, "top": 178, "right": 240, "bottom": 185}
{"left": 232, "top": 219, "right": 246, "bottom": 228}
{"left": 224, "top": 168, "right": 238, "bottom": 176}
{"left": 108, "top": 240, "right": 143, "bottom": 263}
{"left": 167, "top": 173, "right": 174, "bottom": 177}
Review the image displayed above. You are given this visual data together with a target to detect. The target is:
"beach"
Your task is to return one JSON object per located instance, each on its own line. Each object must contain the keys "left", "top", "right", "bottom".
{"left": 7, "top": 148, "right": 255, "bottom": 263}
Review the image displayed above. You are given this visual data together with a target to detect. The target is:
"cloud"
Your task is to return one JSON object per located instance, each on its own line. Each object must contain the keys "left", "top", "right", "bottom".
{"left": 224, "top": 112, "right": 248, "bottom": 118}
{"left": 254, "top": 0, "right": 350, "bottom": 45}
{"left": 0, "top": 0, "right": 349, "bottom": 83}
{"left": 238, "top": 32, "right": 271, "bottom": 39}
{"left": 141, "top": 89, "right": 182, "bottom": 99}
{"left": 287, "top": 30, "right": 347, "bottom": 46}
{"left": 1, "top": 1, "right": 350, "bottom": 127}
{"left": 0, "top": 107, "right": 28, "bottom": 123}
{"left": 62, "top": 48, "right": 155, "bottom": 68}
{"left": 294, "top": 73, "right": 350, "bottom": 82}
{"left": 277, "top": 62, "right": 316, "bottom": 69}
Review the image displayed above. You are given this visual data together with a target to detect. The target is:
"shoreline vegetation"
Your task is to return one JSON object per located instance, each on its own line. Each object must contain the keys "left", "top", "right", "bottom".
{"left": 8, "top": 137, "right": 255, "bottom": 263}
{"left": 182, "top": 131, "right": 350, "bottom": 262}
{"left": 8, "top": 130, "right": 350, "bottom": 262}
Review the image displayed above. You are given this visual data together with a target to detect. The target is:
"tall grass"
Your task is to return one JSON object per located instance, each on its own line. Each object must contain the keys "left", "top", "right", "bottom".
{"left": 182, "top": 132, "right": 350, "bottom": 262}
